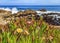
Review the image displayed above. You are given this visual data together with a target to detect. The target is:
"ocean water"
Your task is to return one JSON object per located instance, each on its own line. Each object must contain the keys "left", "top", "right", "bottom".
{"left": 0, "top": 5, "right": 60, "bottom": 11}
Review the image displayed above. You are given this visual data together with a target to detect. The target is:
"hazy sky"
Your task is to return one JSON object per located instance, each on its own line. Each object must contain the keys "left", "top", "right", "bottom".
{"left": 0, "top": 0, "right": 60, "bottom": 5}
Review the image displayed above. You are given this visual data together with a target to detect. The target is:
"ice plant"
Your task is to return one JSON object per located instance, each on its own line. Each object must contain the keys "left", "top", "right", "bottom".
{"left": 16, "top": 28, "right": 23, "bottom": 33}
{"left": 49, "top": 36, "right": 53, "bottom": 41}
{"left": 26, "top": 20, "right": 34, "bottom": 28}
{"left": 42, "top": 36, "right": 45, "bottom": 40}
{"left": 0, "top": 9, "right": 60, "bottom": 43}
{"left": 24, "top": 30, "right": 29, "bottom": 35}
{"left": 26, "top": 20, "right": 32, "bottom": 25}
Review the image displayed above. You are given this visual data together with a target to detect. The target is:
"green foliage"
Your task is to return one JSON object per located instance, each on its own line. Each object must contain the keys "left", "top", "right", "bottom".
{"left": 0, "top": 16, "right": 60, "bottom": 43}
{"left": 9, "top": 22, "right": 16, "bottom": 31}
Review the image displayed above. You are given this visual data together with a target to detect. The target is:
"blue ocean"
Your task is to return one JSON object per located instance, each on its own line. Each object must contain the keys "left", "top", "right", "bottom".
{"left": 0, "top": 5, "right": 60, "bottom": 11}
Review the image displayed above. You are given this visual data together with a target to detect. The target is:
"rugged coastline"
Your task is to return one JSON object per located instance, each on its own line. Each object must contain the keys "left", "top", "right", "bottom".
{"left": 0, "top": 8, "right": 60, "bottom": 43}
{"left": 0, "top": 8, "right": 60, "bottom": 26}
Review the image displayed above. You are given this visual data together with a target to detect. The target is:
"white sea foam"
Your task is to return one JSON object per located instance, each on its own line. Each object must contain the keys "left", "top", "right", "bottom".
{"left": 11, "top": 7, "right": 18, "bottom": 14}
{"left": 0, "top": 7, "right": 19, "bottom": 14}
{"left": 4, "top": 8, "right": 11, "bottom": 11}
{"left": 0, "top": 8, "right": 5, "bottom": 10}
{"left": 0, "top": 7, "right": 60, "bottom": 14}
{"left": 36, "top": 11, "right": 60, "bottom": 16}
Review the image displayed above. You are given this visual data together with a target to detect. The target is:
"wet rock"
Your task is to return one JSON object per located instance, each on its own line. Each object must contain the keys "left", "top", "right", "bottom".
{"left": 39, "top": 9, "right": 47, "bottom": 12}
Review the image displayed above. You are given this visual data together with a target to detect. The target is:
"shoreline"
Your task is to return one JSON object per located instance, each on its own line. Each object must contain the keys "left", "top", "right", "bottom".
{"left": 0, "top": 7, "right": 60, "bottom": 14}
{"left": 0, "top": 7, "right": 60, "bottom": 26}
